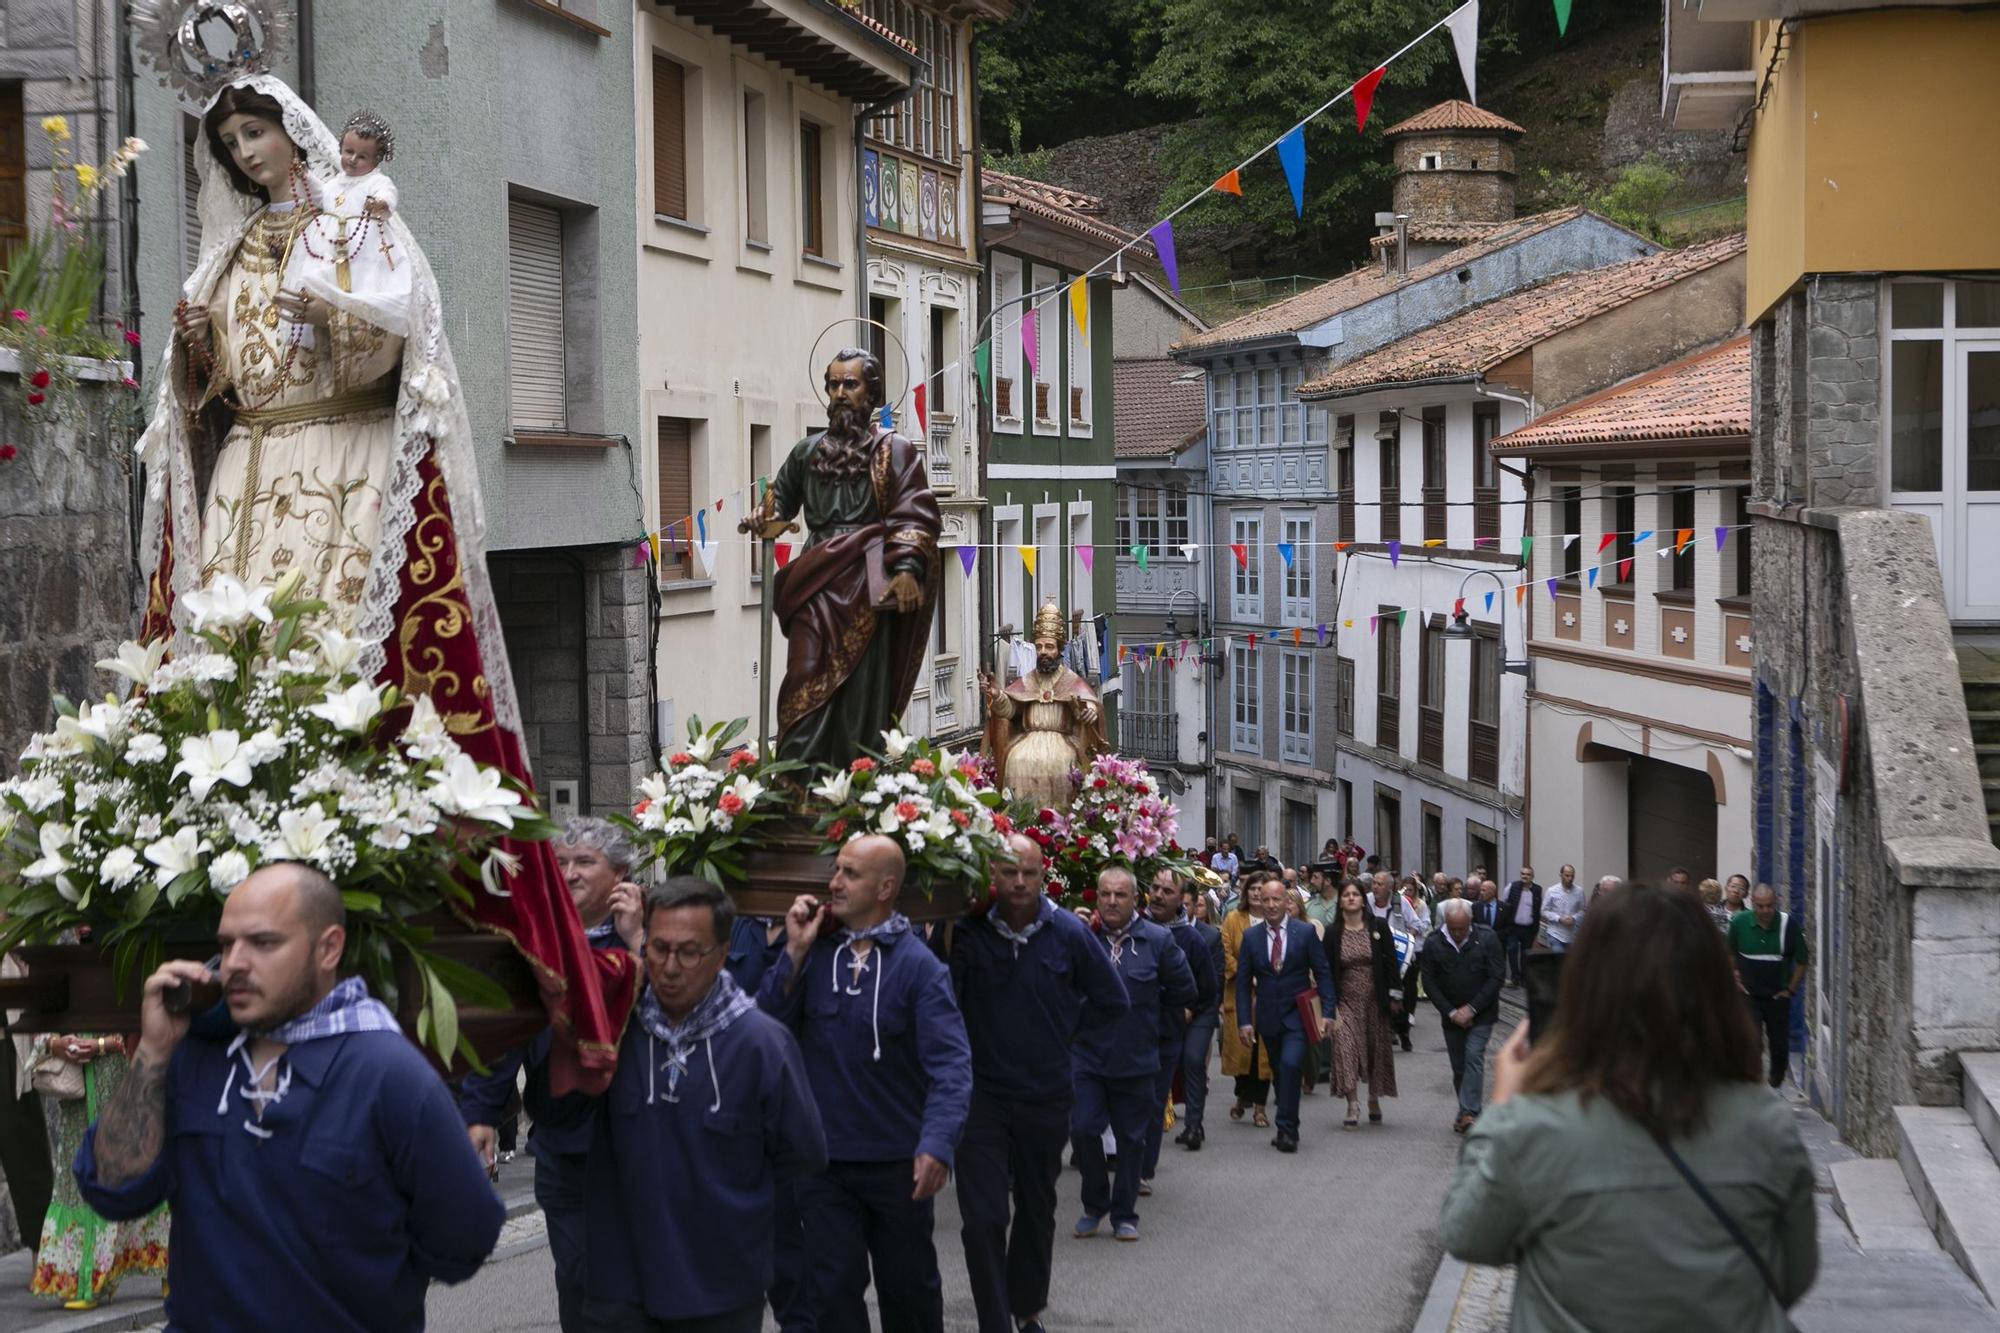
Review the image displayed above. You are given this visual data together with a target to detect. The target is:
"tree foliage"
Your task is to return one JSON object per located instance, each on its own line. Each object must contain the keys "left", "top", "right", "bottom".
{"left": 976, "top": 0, "right": 1185, "bottom": 156}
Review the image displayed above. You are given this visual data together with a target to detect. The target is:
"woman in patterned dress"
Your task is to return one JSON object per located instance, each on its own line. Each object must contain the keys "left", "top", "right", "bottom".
{"left": 1328, "top": 880, "right": 1403, "bottom": 1128}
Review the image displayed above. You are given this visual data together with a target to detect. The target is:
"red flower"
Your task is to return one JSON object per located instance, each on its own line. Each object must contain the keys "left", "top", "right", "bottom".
{"left": 828, "top": 818, "right": 848, "bottom": 840}
{"left": 120, "top": 376, "right": 139, "bottom": 391}
{"left": 29, "top": 369, "right": 49, "bottom": 388}
{"left": 633, "top": 799, "right": 651, "bottom": 816}
{"left": 993, "top": 813, "right": 1013, "bottom": 835}
{"left": 0, "top": 444, "right": 14, "bottom": 461}
{"left": 6, "top": 309, "right": 24, "bottom": 322}
{"left": 25, "top": 392, "right": 42, "bottom": 406}
{"left": 1106, "top": 804, "right": 1120, "bottom": 817}
{"left": 850, "top": 757, "right": 876, "bottom": 773}
{"left": 667, "top": 751, "right": 694, "bottom": 767}
{"left": 124, "top": 329, "right": 142, "bottom": 346}
{"left": 895, "top": 800, "right": 920, "bottom": 822}
{"left": 911, "top": 757, "right": 935, "bottom": 777}
{"left": 950, "top": 809, "right": 970, "bottom": 828}
{"left": 727, "top": 749, "right": 756, "bottom": 770}
{"left": 718, "top": 792, "right": 745, "bottom": 816}
{"left": 1093, "top": 778, "right": 1109, "bottom": 789}
{"left": 1037, "top": 808, "right": 1057, "bottom": 825}
{"left": 1081, "top": 889, "right": 1098, "bottom": 904}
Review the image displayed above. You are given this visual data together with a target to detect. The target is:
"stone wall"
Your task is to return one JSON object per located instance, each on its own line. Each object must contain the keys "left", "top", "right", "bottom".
{"left": 0, "top": 355, "right": 139, "bottom": 778}
{"left": 1389, "top": 132, "right": 1517, "bottom": 224}
{"left": 490, "top": 545, "right": 652, "bottom": 817}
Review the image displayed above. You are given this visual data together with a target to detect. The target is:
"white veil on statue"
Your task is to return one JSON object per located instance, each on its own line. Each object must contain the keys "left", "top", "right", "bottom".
{"left": 132, "top": 69, "right": 524, "bottom": 745}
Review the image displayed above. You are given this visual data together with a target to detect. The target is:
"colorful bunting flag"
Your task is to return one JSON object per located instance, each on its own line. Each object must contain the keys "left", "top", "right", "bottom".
{"left": 1149, "top": 221, "right": 1181, "bottom": 295}
{"left": 1334, "top": 541, "right": 1351, "bottom": 552}
{"left": 1520, "top": 535, "right": 1533, "bottom": 560}
{"left": 1353, "top": 66, "right": 1386, "bottom": 134}
{"left": 1596, "top": 533, "right": 1616, "bottom": 553}
{"left": 913, "top": 382, "right": 927, "bottom": 436}
{"left": 1181, "top": 543, "right": 1200, "bottom": 562}
{"left": 633, "top": 539, "right": 650, "bottom": 568}
{"left": 1715, "top": 527, "right": 1729, "bottom": 552}
{"left": 1618, "top": 557, "right": 1633, "bottom": 581}
{"left": 1396, "top": 608, "right": 1408, "bottom": 627}
{"left": 1473, "top": 537, "right": 1494, "bottom": 548}
{"left": 1369, "top": 615, "right": 1379, "bottom": 634}
{"left": 1634, "top": 529, "right": 1653, "bottom": 545}
{"left": 1018, "top": 545, "right": 1037, "bottom": 577}
{"left": 1277, "top": 124, "right": 1307, "bottom": 217}
{"left": 1587, "top": 566, "right": 1598, "bottom": 589}
{"left": 1316, "top": 624, "right": 1328, "bottom": 645}
{"left": 694, "top": 509, "right": 717, "bottom": 577}
{"left": 1129, "top": 543, "right": 1147, "bottom": 571}
{"left": 715, "top": 497, "right": 724, "bottom": 511}
{"left": 1554, "top": 0, "right": 1572, "bottom": 37}
{"left": 1563, "top": 534, "right": 1579, "bottom": 549}
{"left": 1249, "top": 633, "right": 1259, "bottom": 651}
{"left": 1446, "top": 0, "right": 1480, "bottom": 104}
{"left": 1484, "top": 592, "right": 1495, "bottom": 613}
{"left": 774, "top": 542, "right": 795, "bottom": 569}
{"left": 1388, "top": 540, "right": 1401, "bottom": 567}
{"left": 1453, "top": 597, "right": 1465, "bottom": 617}
{"left": 878, "top": 404, "right": 894, "bottom": 429}
{"left": 973, "top": 339, "right": 992, "bottom": 400}
{"left": 1545, "top": 577, "right": 1558, "bottom": 599}
{"left": 1213, "top": 169, "right": 1242, "bottom": 196}
{"left": 1292, "top": 628, "right": 1303, "bottom": 646}
{"left": 1515, "top": 584, "right": 1526, "bottom": 606}
{"left": 958, "top": 545, "right": 977, "bottom": 577}
{"left": 1069, "top": 277, "right": 1089, "bottom": 340}
{"left": 1023, "top": 307, "right": 1038, "bottom": 377}
{"left": 1277, "top": 541, "right": 1295, "bottom": 569}
{"left": 1078, "top": 545, "right": 1095, "bottom": 574}
{"left": 1675, "top": 527, "right": 1694, "bottom": 554}
{"left": 1231, "top": 543, "right": 1248, "bottom": 569}
{"left": 1343, "top": 619, "right": 1354, "bottom": 629}
{"left": 1422, "top": 539, "right": 1444, "bottom": 548}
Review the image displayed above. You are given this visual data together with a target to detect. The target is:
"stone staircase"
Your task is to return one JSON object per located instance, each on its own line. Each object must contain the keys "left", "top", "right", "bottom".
{"left": 1958, "top": 644, "right": 2000, "bottom": 847}
{"left": 1833, "top": 1054, "right": 2000, "bottom": 1303}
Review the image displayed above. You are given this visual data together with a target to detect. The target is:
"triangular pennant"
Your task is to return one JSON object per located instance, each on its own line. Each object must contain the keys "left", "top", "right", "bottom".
{"left": 1472, "top": 536, "right": 1493, "bottom": 548}
{"left": 1277, "top": 124, "right": 1307, "bottom": 217}
{"left": 1453, "top": 598, "right": 1465, "bottom": 616}
{"left": 1148, "top": 221, "right": 1181, "bottom": 295}
{"left": 1231, "top": 543, "right": 1248, "bottom": 569}
{"left": 1587, "top": 566, "right": 1598, "bottom": 589}
{"left": 913, "top": 382, "right": 927, "bottom": 437}
{"left": 1659, "top": 546, "right": 1673, "bottom": 558}
{"left": 1316, "top": 624, "right": 1328, "bottom": 645}
{"left": 1675, "top": 527, "right": 1694, "bottom": 554}
{"left": 1248, "top": 633, "right": 1259, "bottom": 651}
{"left": 1353, "top": 66, "right": 1386, "bottom": 134}
{"left": 694, "top": 509, "right": 718, "bottom": 576}
{"left": 1396, "top": 609, "right": 1408, "bottom": 627}
{"left": 878, "top": 404, "right": 894, "bottom": 429}
{"left": 1069, "top": 277, "right": 1089, "bottom": 341}
{"left": 1618, "top": 557, "right": 1633, "bottom": 581}
{"left": 1715, "top": 527, "right": 1730, "bottom": 552}
{"left": 1292, "top": 628, "right": 1303, "bottom": 646}
{"left": 1369, "top": 616, "right": 1378, "bottom": 634}
{"left": 1334, "top": 541, "right": 1351, "bottom": 552}
{"left": 636, "top": 537, "right": 653, "bottom": 568}
{"left": 1129, "top": 543, "right": 1147, "bottom": 571}
{"left": 715, "top": 497, "right": 724, "bottom": 511}
{"left": 1079, "top": 544, "right": 1096, "bottom": 574}
{"left": 774, "top": 541, "right": 794, "bottom": 568}
{"left": 1554, "top": 0, "right": 1572, "bottom": 37}
{"left": 1023, "top": 307, "right": 1039, "bottom": 377}
{"left": 1520, "top": 535, "right": 1533, "bottom": 560}
{"left": 1445, "top": 0, "right": 1480, "bottom": 104}
{"left": 973, "top": 339, "right": 992, "bottom": 400}
{"left": 1545, "top": 577, "right": 1558, "bottom": 598}
{"left": 1212, "top": 168, "right": 1242, "bottom": 197}
{"left": 957, "top": 545, "right": 977, "bottom": 577}
{"left": 1563, "top": 533, "right": 1579, "bottom": 549}
{"left": 1422, "top": 539, "right": 1444, "bottom": 548}
{"left": 1597, "top": 533, "right": 1616, "bottom": 553}
{"left": 1018, "top": 545, "right": 1037, "bottom": 576}
{"left": 1342, "top": 619, "right": 1354, "bottom": 629}
{"left": 1484, "top": 592, "right": 1495, "bottom": 613}
{"left": 1388, "top": 540, "right": 1401, "bottom": 567}
{"left": 1181, "top": 543, "right": 1199, "bottom": 562}
{"left": 1277, "top": 541, "right": 1295, "bottom": 569}
{"left": 1514, "top": 584, "right": 1526, "bottom": 606}
{"left": 1634, "top": 530, "right": 1654, "bottom": 545}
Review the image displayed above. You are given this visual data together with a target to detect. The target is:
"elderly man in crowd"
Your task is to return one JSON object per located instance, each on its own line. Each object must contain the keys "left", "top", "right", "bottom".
{"left": 1143, "top": 868, "right": 1219, "bottom": 1180}
{"left": 77, "top": 864, "right": 503, "bottom": 1331}
{"left": 542, "top": 878, "right": 826, "bottom": 1332}
{"left": 761, "top": 835, "right": 972, "bottom": 1333}
{"left": 951, "top": 835, "right": 1126, "bottom": 1333}
{"left": 1730, "top": 884, "right": 1811, "bottom": 1089}
{"left": 461, "top": 815, "right": 645, "bottom": 1332}
{"left": 1071, "top": 867, "right": 1196, "bottom": 1242}
{"left": 1420, "top": 898, "right": 1506, "bottom": 1134}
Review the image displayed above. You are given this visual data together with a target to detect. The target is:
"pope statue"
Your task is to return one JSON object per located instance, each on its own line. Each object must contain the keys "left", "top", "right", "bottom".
{"left": 744, "top": 349, "right": 941, "bottom": 767}
{"left": 979, "top": 601, "right": 1107, "bottom": 810}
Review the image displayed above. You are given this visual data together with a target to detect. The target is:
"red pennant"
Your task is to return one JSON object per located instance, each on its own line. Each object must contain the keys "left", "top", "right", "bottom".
{"left": 1353, "top": 66, "right": 1385, "bottom": 133}
{"left": 715, "top": 498, "right": 723, "bottom": 511}
{"left": 1213, "top": 169, "right": 1242, "bottom": 196}
{"left": 1596, "top": 532, "right": 1616, "bottom": 553}
{"left": 1453, "top": 597, "right": 1464, "bottom": 616}
{"left": 1618, "top": 557, "right": 1632, "bottom": 581}
{"left": 774, "top": 542, "right": 794, "bottom": 569}
{"left": 1230, "top": 543, "right": 1248, "bottom": 569}
{"left": 913, "top": 383, "right": 927, "bottom": 437}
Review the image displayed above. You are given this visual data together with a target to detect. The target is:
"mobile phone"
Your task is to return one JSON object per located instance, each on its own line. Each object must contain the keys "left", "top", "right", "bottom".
{"left": 164, "top": 955, "right": 224, "bottom": 1015}
{"left": 1522, "top": 950, "right": 1564, "bottom": 1038}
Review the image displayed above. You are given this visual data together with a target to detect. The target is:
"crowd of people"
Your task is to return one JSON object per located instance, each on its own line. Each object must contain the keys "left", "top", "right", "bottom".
{"left": 0, "top": 816, "right": 1817, "bottom": 1332}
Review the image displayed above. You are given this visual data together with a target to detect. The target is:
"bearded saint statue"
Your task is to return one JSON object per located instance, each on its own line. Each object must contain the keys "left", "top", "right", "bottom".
{"left": 743, "top": 349, "right": 941, "bottom": 768}
{"left": 979, "top": 601, "right": 1107, "bottom": 811}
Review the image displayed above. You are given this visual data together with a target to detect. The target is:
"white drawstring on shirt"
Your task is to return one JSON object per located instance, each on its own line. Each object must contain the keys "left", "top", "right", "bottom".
{"left": 830, "top": 939, "right": 885, "bottom": 1062}
{"left": 217, "top": 1031, "right": 290, "bottom": 1140}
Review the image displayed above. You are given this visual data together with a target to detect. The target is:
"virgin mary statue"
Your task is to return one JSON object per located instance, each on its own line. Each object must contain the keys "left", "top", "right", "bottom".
{"left": 129, "top": 4, "right": 633, "bottom": 1089}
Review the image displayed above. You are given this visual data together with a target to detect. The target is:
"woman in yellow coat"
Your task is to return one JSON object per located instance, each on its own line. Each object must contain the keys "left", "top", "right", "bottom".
{"left": 1219, "top": 873, "right": 1275, "bottom": 1127}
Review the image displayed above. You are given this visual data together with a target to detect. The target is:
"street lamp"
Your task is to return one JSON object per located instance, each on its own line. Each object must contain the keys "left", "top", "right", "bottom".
{"left": 1442, "top": 568, "right": 1530, "bottom": 676}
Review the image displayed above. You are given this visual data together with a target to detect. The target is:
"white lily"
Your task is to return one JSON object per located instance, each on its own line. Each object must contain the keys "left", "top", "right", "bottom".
{"left": 15, "top": 775, "right": 63, "bottom": 812}
{"left": 427, "top": 753, "right": 522, "bottom": 829}
{"left": 811, "top": 770, "right": 853, "bottom": 805}
{"left": 686, "top": 803, "right": 711, "bottom": 834}
{"left": 143, "top": 827, "right": 210, "bottom": 885}
{"left": 241, "top": 729, "right": 285, "bottom": 766}
{"left": 171, "top": 731, "right": 254, "bottom": 801}
{"left": 45, "top": 717, "right": 91, "bottom": 757}
{"left": 882, "top": 728, "right": 915, "bottom": 761}
{"left": 273, "top": 806, "right": 340, "bottom": 863}
{"left": 22, "top": 822, "right": 75, "bottom": 881}
{"left": 306, "top": 681, "right": 385, "bottom": 734}
{"left": 723, "top": 774, "right": 765, "bottom": 807}
{"left": 124, "top": 732, "right": 168, "bottom": 765}
{"left": 180, "top": 575, "right": 275, "bottom": 633}
{"left": 313, "top": 626, "right": 366, "bottom": 677}
{"left": 210, "top": 849, "right": 253, "bottom": 893}
{"left": 686, "top": 730, "right": 719, "bottom": 764}
{"left": 638, "top": 773, "right": 670, "bottom": 805}
{"left": 99, "top": 845, "right": 143, "bottom": 888}
{"left": 400, "top": 693, "right": 456, "bottom": 760}
{"left": 480, "top": 847, "right": 524, "bottom": 898}
{"left": 97, "top": 639, "right": 168, "bottom": 686}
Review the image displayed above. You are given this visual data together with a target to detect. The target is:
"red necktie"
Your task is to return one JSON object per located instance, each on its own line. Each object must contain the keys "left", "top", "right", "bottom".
{"left": 1270, "top": 926, "right": 1283, "bottom": 971}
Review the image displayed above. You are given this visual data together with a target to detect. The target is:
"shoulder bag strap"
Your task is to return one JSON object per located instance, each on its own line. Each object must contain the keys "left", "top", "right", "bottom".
{"left": 1654, "top": 1135, "right": 1787, "bottom": 1307}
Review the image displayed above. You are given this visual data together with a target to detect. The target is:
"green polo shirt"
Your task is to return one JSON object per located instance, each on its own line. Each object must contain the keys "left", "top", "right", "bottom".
{"left": 1727, "top": 908, "right": 1807, "bottom": 997}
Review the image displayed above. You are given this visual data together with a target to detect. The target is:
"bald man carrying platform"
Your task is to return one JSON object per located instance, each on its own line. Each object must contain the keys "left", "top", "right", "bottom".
{"left": 759, "top": 835, "right": 973, "bottom": 1333}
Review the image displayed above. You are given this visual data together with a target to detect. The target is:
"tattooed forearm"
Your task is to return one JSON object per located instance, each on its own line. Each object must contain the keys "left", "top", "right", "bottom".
{"left": 94, "top": 1050, "right": 168, "bottom": 1188}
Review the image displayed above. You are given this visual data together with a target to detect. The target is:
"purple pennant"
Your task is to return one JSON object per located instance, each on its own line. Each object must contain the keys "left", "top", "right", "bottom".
{"left": 1149, "top": 220, "right": 1181, "bottom": 295}
{"left": 1078, "top": 545, "right": 1095, "bottom": 574}
{"left": 1715, "top": 526, "right": 1729, "bottom": 552}
{"left": 1316, "top": 623, "right": 1328, "bottom": 646}
{"left": 1387, "top": 540, "right": 1400, "bottom": 568}
{"left": 1023, "top": 307, "right": 1038, "bottom": 377}
{"left": 1546, "top": 577, "right": 1558, "bottom": 599}
{"left": 957, "top": 545, "right": 977, "bottom": 577}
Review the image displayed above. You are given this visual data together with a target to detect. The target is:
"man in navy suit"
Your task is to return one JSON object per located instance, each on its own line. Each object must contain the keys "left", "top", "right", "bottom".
{"left": 1142, "top": 868, "right": 1220, "bottom": 1179}
{"left": 1470, "top": 878, "right": 1502, "bottom": 931}
{"left": 1234, "top": 881, "right": 1336, "bottom": 1153}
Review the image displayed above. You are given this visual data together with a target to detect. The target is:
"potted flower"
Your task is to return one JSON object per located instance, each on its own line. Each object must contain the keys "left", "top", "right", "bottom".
{"left": 809, "top": 729, "right": 1012, "bottom": 917}
{"left": 0, "top": 572, "right": 546, "bottom": 1064}
{"left": 619, "top": 716, "right": 800, "bottom": 886}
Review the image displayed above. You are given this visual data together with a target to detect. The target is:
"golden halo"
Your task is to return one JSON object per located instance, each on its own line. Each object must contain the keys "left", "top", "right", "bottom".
{"left": 807, "top": 317, "right": 915, "bottom": 414}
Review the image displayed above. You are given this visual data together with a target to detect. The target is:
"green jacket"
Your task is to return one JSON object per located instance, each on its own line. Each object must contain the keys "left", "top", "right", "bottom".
{"left": 1441, "top": 1085, "right": 1816, "bottom": 1332}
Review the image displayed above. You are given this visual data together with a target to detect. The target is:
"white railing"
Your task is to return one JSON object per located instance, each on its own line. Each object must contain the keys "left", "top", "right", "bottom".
{"left": 932, "top": 655, "right": 958, "bottom": 723}
{"left": 929, "top": 414, "right": 955, "bottom": 492}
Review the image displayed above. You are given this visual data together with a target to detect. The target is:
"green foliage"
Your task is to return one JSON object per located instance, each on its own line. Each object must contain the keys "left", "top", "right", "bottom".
{"left": 976, "top": 0, "right": 1184, "bottom": 155}
{"left": 1521, "top": 155, "right": 1684, "bottom": 241}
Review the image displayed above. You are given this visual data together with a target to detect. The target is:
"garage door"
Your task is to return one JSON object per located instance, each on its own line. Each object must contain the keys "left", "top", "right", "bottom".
{"left": 1627, "top": 754, "right": 1717, "bottom": 886}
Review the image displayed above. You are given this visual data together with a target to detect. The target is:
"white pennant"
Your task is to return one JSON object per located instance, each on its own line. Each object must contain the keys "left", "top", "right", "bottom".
{"left": 1658, "top": 546, "right": 1673, "bottom": 557}
{"left": 1563, "top": 534, "right": 1579, "bottom": 548}
{"left": 1181, "top": 543, "right": 1199, "bottom": 562}
{"left": 695, "top": 531, "right": 720, "bottom": 577}
{"left": 1445, "top": 0, "right": 1480, "bottom": 104}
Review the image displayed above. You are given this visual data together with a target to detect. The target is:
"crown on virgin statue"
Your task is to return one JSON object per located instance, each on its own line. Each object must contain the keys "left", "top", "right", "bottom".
{"left": 132, "top": 1, "right": 293, "bottom": 111}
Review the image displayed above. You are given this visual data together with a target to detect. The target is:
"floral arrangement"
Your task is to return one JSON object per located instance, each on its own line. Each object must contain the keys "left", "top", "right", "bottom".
{"left": 0, "top": 573, "right": 543, "bottom": 1062}
{"left": 810, "top": 729, "right": 1012, "bottom": 898}
{"left": 619, "top": 716, "right": 800, "bottom": 886}
{"left": 1017, "top": 753, "right": 1190, "bottom": 910}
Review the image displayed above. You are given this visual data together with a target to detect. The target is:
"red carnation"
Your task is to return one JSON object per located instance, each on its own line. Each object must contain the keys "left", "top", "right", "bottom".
{"left": 1081, "top": 889, "right": 1098, "bottom": 904}
{"left": 1037, "top": 808, "right": 1056, "bottom": 825}
{"left": 911, "top": 758, "right": 935, "bottom": 777}
{"left": 895, "top": 800, "right": 920, "bottom": 822}
{"left": 727, "top": 749, "right": 756, "bottom": 770}
{"left": 993, "top": 813, "right": 1013, "bottom": 835}
{"left": 950, "top": 809, "right": 970, "bottom": 828}
{"left": 25, "top": 392, "right": 43, "bottom": 406}
{"left": 633, "top": 799, "right": 651, "bottom": 816}
{"left": 29, "top": 369, "right": 49, "bottom": 388}
{"left": 828, "top": 818, "right": 848, "bottom": 840}
{"left": 667, "top": 751, "right": 694, "bottom": 766}
{"left": 718, "top": 792, "right": 745, "bottom": 816}
{"left": 1093, "top": 778, "right": 1109, "bottom": 789}
{"left": 850, "top": 757, "right": 876, "bottom": 773}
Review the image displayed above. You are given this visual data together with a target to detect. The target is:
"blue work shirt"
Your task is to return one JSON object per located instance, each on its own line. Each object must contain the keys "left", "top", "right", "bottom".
{"left": 757, "top": 928, "right": 973, "bottom": 1166}
{"left": 459, "top": 925, "right": 629, "bottom": 1161}
{"left": 1159, "top": 917, "right": 1221, "bottom": 1053}
{"left": 541, "top": 1001, "right": 826, "bottom": 1321}
{"left": 726, "top": 914, "right": 781, "bottom": 993}
{"left": 75, "top": 1027, "right": 503, "bottom": 1333}
{"left": 1073, "top": 917, "right": 1198, "bottom": 1082}
{"left": 950, "top": 898, "right": 1128, "bottom": 1101}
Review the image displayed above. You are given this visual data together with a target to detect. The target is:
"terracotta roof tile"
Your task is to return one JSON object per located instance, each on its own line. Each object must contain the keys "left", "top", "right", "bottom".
{"left": 1381, "top": 100, "right": 1526, "bottom": 137}
{"left": 1366, "top": 219, "right": 1510, "bottom": 252}
{"left": 836, "top": 6, "right": 919, "bottom": 55}
{"left": 982, "top": 169, "right": 1153, "bottom": 257}
{"left": 1297, "top": 233, "right": 1746, "bottom": 399}
{"left": 1490, "top": 336, "right": 1750, "bottom": 453}
{"left": 1174, "top": 207, "right": 1596, "bottom": 353}
{"left": 1113, "top": 359, "right": 1207, "bottom": 459}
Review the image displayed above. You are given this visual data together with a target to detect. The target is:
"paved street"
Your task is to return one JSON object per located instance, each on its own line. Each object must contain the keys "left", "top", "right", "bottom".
{"left": 429, "top": 1028, "right": 1470, "bottom": 1332}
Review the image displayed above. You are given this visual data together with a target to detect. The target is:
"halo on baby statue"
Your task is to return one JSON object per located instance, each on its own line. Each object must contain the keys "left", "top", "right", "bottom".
{"left": 806, "top": 316, "right": 916, "bottom": 415}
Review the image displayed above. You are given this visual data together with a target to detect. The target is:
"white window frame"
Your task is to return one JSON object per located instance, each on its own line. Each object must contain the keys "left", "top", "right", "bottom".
{"left": 1230, "top": 641, "right": 1260, "bottom": 754}
{"left": 1069, "top": 503, "right": 1094, "bottom": 622}
{"left": 1115, "top": 486, "right": 1134, "bottom": 551}
{"left": 1231, "top": 511, "right": 1263, "bottom": 622}
{"left": 1281, "top": 510, "right": 1315, "bottom": 625}
{"left": 1280, "top": 649, "right": 1313, "bottom": 764}
{"left": 994, "top": 506, "right": 1024, "bottom": 673}
{"left": 1211, "top": 371, "right": 1236, "bottom": 453}
{"left": 1030, "top": 262, "right": 1059, "bottom": 437}
{"left": 1164, "top": 486, "right": 1191, "bottom": 549}
{"left": 992, "top": 253, "right": 1024, "bottom": 433}
{"left": 1068, "top": 277, "right": 1092, "bottom": 429}
{"left": 1032, "top": 502, "right": 1059, "bottom": 610}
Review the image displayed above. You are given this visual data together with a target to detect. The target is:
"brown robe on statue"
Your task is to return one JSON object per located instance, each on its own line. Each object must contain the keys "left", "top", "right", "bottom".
{"left": 768, "top": 426, "right": 940, "bottom": 767}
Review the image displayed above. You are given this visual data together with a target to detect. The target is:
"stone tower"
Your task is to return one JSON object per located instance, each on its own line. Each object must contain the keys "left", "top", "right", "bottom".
{"left": 1381, "top": 100, "right": 1524, "bottom": 225}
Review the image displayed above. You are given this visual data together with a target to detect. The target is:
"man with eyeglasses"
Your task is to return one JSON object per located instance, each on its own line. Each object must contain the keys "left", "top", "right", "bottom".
{"left": 760, "top": 834, "right": 973, "bottom": 1333}
{"left": 539, "top": 876, "right": 826, "bottom": 1332}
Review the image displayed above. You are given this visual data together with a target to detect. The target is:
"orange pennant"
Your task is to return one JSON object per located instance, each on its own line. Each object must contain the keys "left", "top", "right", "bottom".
{"left": 1212, "top": 169, "right": 1242, "bottom": 196}
{"left": 1292, "top": 628, "right": 1302, "bottom": 645}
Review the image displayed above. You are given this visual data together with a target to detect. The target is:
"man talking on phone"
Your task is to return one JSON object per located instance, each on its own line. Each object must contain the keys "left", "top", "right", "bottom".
{"left": 759, "top": 834, "right": 972, "bottom": 1333}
